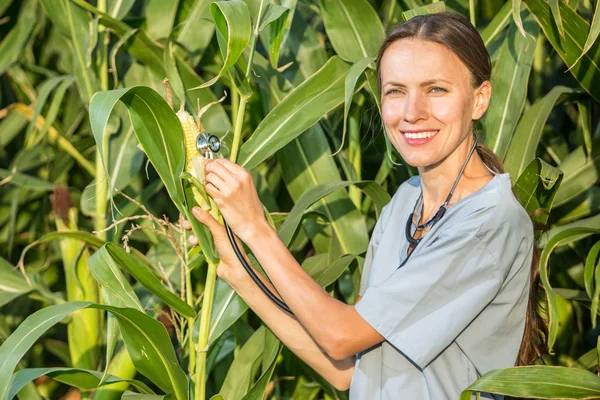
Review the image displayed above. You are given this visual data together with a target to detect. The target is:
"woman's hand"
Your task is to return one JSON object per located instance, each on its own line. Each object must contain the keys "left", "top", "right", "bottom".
{"left": 203, "top": 158, "right": 267, "bottom": 243}
{"left": 183, "top": 208, "right": 247, "bottom": 282}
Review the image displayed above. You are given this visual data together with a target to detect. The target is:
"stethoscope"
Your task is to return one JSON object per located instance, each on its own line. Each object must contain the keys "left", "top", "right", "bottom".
{"left": 196, "top": 131, "right": 479, "bottom": 315}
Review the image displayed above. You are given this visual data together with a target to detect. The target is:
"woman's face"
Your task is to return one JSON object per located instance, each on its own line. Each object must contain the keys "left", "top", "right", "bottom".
{"left": 379, "top": 39, "right": 490, "bottom": 169}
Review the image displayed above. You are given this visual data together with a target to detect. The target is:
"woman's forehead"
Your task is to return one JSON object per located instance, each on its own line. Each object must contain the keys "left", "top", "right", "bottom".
{"left": 380, "top": 39, "right": 471, "bottom": 87}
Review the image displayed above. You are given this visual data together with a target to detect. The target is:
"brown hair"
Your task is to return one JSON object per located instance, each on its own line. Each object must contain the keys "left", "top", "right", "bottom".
{"left": 375, "top": 12, "right": 547, "bottom": 366}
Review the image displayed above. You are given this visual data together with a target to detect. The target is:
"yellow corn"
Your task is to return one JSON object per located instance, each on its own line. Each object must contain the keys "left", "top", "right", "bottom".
{"left": 177, "top": 108, "right": 200, "bottom": 170}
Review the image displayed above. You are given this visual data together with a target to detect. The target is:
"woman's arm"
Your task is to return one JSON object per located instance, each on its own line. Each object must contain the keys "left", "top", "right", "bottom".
{"left": 238, "top": 220, "right": 383, "bottom": 361}
{"left": 226, "top": 259, "right": 356, "bottom": 391}
{"left": 196, "top": 158, "right": 383, "bottom": 363}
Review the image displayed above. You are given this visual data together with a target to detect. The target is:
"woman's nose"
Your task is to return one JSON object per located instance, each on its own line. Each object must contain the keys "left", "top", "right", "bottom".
{"left": 403, "top": 93, "right": 428, "bottom": 123}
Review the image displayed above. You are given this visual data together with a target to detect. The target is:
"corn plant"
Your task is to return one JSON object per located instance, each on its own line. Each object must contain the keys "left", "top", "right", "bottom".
{"left": 0, "top": 0, "right": 599, "bottom": 399}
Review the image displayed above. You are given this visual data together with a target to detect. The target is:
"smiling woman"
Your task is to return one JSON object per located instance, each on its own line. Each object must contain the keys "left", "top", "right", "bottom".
{"left": 186, "top": 11, "right": 545, "bottom": 400}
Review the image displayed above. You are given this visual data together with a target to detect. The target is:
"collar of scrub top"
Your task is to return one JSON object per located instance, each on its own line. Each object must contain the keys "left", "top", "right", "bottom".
{"left": 405, "top": 133, "right": 479, "bottom": 247}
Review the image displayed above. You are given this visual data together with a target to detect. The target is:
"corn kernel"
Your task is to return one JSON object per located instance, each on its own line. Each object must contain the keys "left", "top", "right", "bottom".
{"left": 176, "top": 108, "right": 200, "bottom": 170}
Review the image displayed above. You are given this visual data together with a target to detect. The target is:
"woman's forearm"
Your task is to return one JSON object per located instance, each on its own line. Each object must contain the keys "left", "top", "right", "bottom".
{"left": 227, "top": 264, "right": 355, "bottom": 391}
{"left": 239, "top": 221, "right": 359, "bottom": 359}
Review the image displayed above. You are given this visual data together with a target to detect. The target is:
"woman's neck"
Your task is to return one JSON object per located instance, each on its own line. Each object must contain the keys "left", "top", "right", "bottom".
{"left": 417, "top": 136, "right": 493, "bottom": 225}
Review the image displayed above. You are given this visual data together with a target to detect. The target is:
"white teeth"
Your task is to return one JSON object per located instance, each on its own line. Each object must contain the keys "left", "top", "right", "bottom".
{"left": 402, "top": 130, "right": 438, "bottom": 139}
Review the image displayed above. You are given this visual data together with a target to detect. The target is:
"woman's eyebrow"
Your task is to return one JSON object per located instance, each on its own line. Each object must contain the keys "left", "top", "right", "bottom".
{"left": 383, "top": 79, "right": 453, "bottom": 88}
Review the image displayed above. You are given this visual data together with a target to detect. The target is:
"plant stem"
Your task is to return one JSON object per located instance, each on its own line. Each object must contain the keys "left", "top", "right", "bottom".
{"left": 229, "top": 95, "right": 248, "bottom": 163}
{"left": 469, "top": 0, "right": 476, "bottom": 27}
{"left": 194, "top": 261, "right": 218, "bottom": 400}
{"left": 96, "top": 0, "right": 109, "bottom": 241}
{"left": 245, "top": 0, "right": 265, "bottom": 79}
{"left": 184, "top": 237, "right": 196, "bottom": 377}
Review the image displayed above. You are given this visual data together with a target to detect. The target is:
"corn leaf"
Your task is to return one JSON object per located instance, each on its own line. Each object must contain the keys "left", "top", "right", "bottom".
{"left": 239, "top": 56, "right": 352, "bottom": 169}
{"left": 7, "top": 367, "right": 154, "bottom": 399}
{"left": 0, "top": 302, "right": 189, "bottom": 400}
{"left": 318, "top": 0, "right": 384, "bottom": 63}
{"left": 482, "top": 10, "right": 538, "bottom": 159}
{"left": 555, "top": 137, "right": 600, "bottom": 207}
{"left": 277, "top": 180, "right": 390, "bottom": 248}
{"left": 524, "top": 0, "right": 600, "bottom": 102}
{"left": 104, "top": 243, "right": 195, "bottom": 318}
{"left": 540, "top": 227, "right": 600, "bottom": 353}
{"left": 461, "top": 366, "right": 600, "bottom": 399}
{"left": 0, "top": 257, "right": 32, "bottom": 308}
{"left": 513, "top": 158, "right": 563, "bottom": 237}
{"left": 174, "top": 0, "right": 214, "bottom": 59}
{"left": 504, "top": 86, "right": 581, "bottom": 177}
{"left": 89, "top": 86, "right": 186, "bottom": 209}
{"left": 192, "top": 0, "right": 251, "bottom": 90}
{"left": 0, "top": 0, "right": 37, "bottom": 75}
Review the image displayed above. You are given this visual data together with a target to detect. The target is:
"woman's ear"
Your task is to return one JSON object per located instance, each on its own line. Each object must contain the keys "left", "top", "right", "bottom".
{"left": 471, "top": 80, "right": 492, "bottom": 120}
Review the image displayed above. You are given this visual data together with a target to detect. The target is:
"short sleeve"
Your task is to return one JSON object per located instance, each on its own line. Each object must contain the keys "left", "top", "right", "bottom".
{"left": 355, "top": 226, "right": 504, "bottom": 369}
{"left": 359, "top": 202, "right": 393, "bottom": 296}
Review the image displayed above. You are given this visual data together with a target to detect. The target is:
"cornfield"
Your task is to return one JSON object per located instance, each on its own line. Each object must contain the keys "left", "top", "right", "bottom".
{"left": 0, "top": 0, "right": 599, "bottom": 399}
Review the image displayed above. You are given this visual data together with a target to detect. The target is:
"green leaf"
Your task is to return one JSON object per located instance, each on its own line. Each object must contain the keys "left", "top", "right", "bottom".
{"left": 482, "top": 10, "right": 539, "bottom": 159}
{"left": 277, "top": 180, "right": 391, "bottom": 248}
{"left": 145, "top": 0, "right": 179, "bottom": 40}
{"left": 260, "top": 3, "right": 291, "bottom": 69}
{"left": 554, "top": 138, "right": 600, "bottom": 207}
{"left": 0, "top": 302, "right": 189, "bottom": 400}
{"left": 0, "top": 0, "right": 36, "bottom": 75}
{"left": 89, "top": 245, "right": 143, "bottom": 386}
{"left": 461, "top": 366, "right": 600, "bottom": 399}
{"left": 0, "top": 169, "right": 54, "bottom": 191}
{"left": 512, "top": 158, "right": 563, "bottom": 236}
{"left": 305, "top": 254, "right": 358, "bottom": 288}
{"left": 218, "top": 326, "right": 280, "bottom": 400}
{"left": 89, "top": 86, "right": 186, "bottom": 209}
{"left": 101, "top": 305, "right": 189, "bottom": 400}
{"left": 191, "top": 0, "right": 252, "bottom": 90}
{"left": 504, "top": 86, "right": 580, "bottom": 177}
{"left": 523, "top": 0, "right": 600, "bottom": 102}
{"left": 207, "top": 279, "right": 248, "bottom": 347}
{"left": 278, "top": 126, "right": 369, "bottom": 255}
{"left": 540, "top": 228, "right": 600, "bottom": 353}
{"left": 481, "top": 1, "right": 511, "bottom": 46}
{"left": 338, "top": 57, "right": 374, "bottom": 156}
{"left": 584, "top": 241, "right": 600, "bottom": 298}
{"left": 318, "top": 0, "right": 385, "bottom": 63}
{"left": 174, "top": 0, "right": 215, "bottom": 59}
{"left": 81, "top": 121, "right": 144, "bottom": 217}
{"left": 239, "top": 56, "right": 352, "bottom": 169}
{"left": 108, "top": 0, "right": 135, "bottom": 20}
{"left": 401, "top": 1, "right": 445, "bottom": 21}
{"left": 104, "top": 243, "right": 195, "bottom": 318}
{"left": 40, "top": 0, "right": 99, "bottom": 103}
{"left": 589, "top": 241, "right": 600, "bottom": 328}
{"left": 570, "top": 0, "right": 600, "bottom": 69}
{"left": 0, "top": 257, "right": 32, "bottom": 308}
{"left": 0, "top": 302, "right": 90, "bottom": 400}
{"left": 8, "top": 368, "right": 154, "bottom": 399}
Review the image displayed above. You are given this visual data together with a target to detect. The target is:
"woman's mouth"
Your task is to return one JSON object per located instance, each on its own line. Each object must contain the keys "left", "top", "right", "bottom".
{"left": 401, "top": 130, "right": 439, "bottom": 145}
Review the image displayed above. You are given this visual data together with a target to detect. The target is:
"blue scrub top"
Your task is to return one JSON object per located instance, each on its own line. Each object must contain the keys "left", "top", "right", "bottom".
{"left": 350, "top": 173, "right": 533, "bottom": 399}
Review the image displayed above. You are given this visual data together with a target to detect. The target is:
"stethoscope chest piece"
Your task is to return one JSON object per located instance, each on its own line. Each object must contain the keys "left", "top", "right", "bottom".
{"left": 196, "top": 132, "right": 221, "bottom": 156}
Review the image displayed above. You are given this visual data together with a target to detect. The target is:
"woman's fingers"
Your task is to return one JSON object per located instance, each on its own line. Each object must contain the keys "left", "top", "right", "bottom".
{"left": 182, "top": 219, "right": 191, "bottom": 230}
{"left": 188, "top": 235, "right": 198, "bottom": 245}
{"left": 205, "top": 158, "right": 246, "bottom": 178}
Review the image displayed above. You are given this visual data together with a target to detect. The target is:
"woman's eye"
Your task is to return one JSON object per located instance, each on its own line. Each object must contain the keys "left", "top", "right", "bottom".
{"left": 430, "top": 87, "right": 447, "bottom": 93}
{"left": 387, "top": 89, "right": 401, "bottom": 95}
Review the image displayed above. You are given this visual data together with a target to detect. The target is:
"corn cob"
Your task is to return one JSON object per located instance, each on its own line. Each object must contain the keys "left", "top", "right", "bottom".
{"left": 177, "top": 106, "right": 220, "bottom": 221}
{"left": 177, "top": 108, "right": 201, "bottom": 171}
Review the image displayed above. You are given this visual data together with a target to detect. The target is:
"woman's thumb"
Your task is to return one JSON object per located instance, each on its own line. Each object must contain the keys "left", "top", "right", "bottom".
{"left": 192, "top": 206, "right": 219, "bottom": 231}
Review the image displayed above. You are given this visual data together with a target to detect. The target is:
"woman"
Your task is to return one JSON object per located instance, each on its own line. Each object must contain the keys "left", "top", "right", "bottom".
{"left": 185, "top": 12, "right": 544, "bottom": 399}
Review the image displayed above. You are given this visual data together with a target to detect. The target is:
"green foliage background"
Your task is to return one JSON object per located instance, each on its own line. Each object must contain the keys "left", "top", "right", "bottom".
{"left": 0, "top": 0, "right": 599, "bottom": 399}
